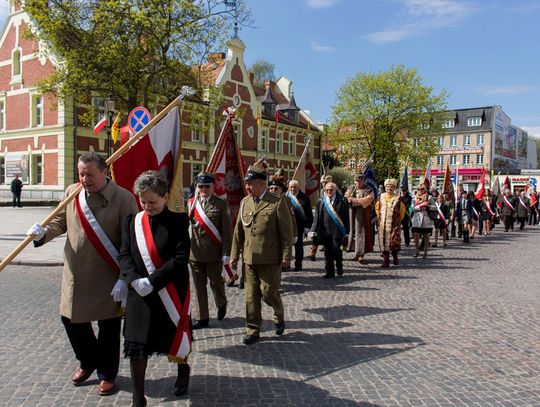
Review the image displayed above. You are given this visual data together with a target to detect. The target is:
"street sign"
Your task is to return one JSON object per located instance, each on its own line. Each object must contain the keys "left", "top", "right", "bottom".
{"left": 128, "top": 106, "right": 151, "bottom": 134}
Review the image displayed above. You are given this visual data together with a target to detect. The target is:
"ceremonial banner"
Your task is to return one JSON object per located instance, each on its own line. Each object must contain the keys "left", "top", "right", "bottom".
{"left": 112, "top": 107, "right": 183, "bottom": 212}
{"left": 442, "top": 163, "right": 454, "bottom": 198}
{"left": 475, "top": 167, "right": 487, "bottom": 199}
{"left": 423, "top": 160, "right": 432, "bottom": 191}
{"left": 292, "top": 137, "right": 320, "bottom": 206}
{"left": 400, "top": 165, "right": 409, "bottom": 191}
{"left": 364, "top": 165, "right": 379, "bottom": 200}
{"left": 93, "top": 116, "right": 106, "bottom": 136}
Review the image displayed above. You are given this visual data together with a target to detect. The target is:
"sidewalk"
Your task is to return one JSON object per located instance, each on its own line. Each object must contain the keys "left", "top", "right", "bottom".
{"left": 0, "top": 207, "right": 65, "bottom": 266}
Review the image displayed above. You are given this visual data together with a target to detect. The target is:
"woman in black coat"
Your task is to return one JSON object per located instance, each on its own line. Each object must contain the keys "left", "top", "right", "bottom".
{"left": 118, "top": 170, "right": 191, "bottom": 407}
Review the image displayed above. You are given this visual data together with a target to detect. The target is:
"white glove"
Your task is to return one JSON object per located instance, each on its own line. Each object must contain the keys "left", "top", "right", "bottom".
{"left": 131, "top": 278, "right": 154, "bottom": 297}
{"left": 110, "top": 279, "right": 127, "bottom": 303}
{"left": 308, "top": 231, "right": 316, "bottom": 240}
{"left": 26, "top": 223, "right": 47, "bottom": 241}
{"left": 303, "top": 228, "right": 310, "bottom": 236}
{"left": 222, "top": 255, "right": 230, "bottom": 265}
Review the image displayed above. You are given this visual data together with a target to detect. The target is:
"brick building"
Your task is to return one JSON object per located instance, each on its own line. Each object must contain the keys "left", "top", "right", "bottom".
{"left": 0, "top": 3, "right": 320, "bottom": 201}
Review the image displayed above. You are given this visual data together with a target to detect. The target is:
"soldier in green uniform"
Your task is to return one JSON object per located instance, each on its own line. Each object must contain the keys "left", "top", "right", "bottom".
{"left": 230, "top": 161, "right": 294, "bottom": 345}
{"left": 189, "top": 172, "right": 233, "bottom": 329}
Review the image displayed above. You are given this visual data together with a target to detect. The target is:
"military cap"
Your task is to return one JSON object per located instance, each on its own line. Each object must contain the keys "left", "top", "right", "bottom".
{"left": 195, "top": 171, "right": 215, "bottom": 185}
{"left": 268, "top": 169, "right": 286, "bottom": 188}
{"left": 245, "top": 159, "right": 268, "bottom": 181}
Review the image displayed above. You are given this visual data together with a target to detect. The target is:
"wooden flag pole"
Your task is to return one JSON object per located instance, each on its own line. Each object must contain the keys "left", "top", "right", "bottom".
{"left": 291, "top": 136, "right": 311, "bottom": 181}
{"left": 0, "top": 92, "right": 191, "bottom": 273}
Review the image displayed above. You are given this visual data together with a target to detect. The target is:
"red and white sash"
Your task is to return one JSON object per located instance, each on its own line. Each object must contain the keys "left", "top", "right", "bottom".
{"left": 134, "top": 211, "right": 191, "bottom": 360}
{"left": 189, "top": 197, "right": 234, "bottom": 279}
{"left": 74, "top": 187, "right": 120, "bottom": 272}
{"left": 486, "top": 202, "right": 495, "bottom": 218}
{"left": 518, "top": 197, "right": 529, "bottom": 211}
{"left": 435, "top": 203, "right": 447, "bottom": 228}
{"left": 502, "top": 195, "right": 515, "bottom": 212}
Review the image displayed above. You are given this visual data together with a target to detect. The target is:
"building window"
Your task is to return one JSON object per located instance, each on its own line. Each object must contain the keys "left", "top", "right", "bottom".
{"left": 450, "top": 155, "right": 457, "bottom": 165}
{"left": 12, "top": 49, "right": 21, "bottom": 78}
{"left": 463, "top": 154, "right": 470, "bottom": 165}
{"left": 260, "top": 129, "right": 268, "bottom": 152}
{"left": 288, "top": 135, "right": 295, "bottom": 155}
{"left": 476, "top": 154, "right": 484, "bottom": 165}
{"left": 348, "top": 159, "right": 356, "bottom": 170}
{"left": 275, "top": 133, "right": 282, "bottom": 154}
{"left": 192, "top": 127, "right": 202, "bottom": 143}
{"left": 443, "top": 119, "right": 455, "bottom": 128}
{"left": 35, "top": 96, "right": 43, "bottom": 127}
{"left": 464, "top": 134, "right": 471, "bottom": 145}
{"left": 34, "top": 155, "right": 43, "bottom": 184}
{"left": 413, "top": 138, "right": 420, "bottom": 147}
{"left": 438, "top": 136, "right": 444, "bottom": 147}
{"left": 437, "top": 155, "right": 444, "bottom": 166}
{"left": 191, "top": 163, "right": 202, "bottom": 182}
{"left": 0, "top": 157, "right": 4, "bottom": 184}
{"left": 0, "top": 100, "right": 5, "bottom": 130}
{"left": 93, "top": 97, "right": 106, "bottom": 123}
{"left": 467, "top": 116, "right": 482, "bottom": 126}
{"left": 450, "top": 135, "right": 457, "bottom": 147}
{"left": 477, "top": 134, "right": 485, "bottom": 145}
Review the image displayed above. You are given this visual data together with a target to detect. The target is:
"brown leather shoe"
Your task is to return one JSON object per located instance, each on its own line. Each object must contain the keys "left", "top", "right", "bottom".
{"left": 71, "top": 367, "right": 95, "bottom": 385}
{"left": 99, "top": 380, "right": 116, "bottom": 396}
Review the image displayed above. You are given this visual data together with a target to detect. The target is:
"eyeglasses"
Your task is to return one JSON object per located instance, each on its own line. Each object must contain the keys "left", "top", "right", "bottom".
{"left": 197, "top": 185, "right": 211, "bottom": 189}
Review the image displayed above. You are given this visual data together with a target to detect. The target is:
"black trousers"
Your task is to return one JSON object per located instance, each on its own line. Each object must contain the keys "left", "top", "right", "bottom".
{"left": 12, "top": 192, "right": 21, "bottom": 207}
{"left": 61, "top": 316, "right": 121, "bottom": 381}
{"left": 503, "top": 215, "right": 514, "bottom": 231}
{"left": 294, "top": 233, "right": 304, "bottom": 269}
{"left": 529, "top": 210, "right": 537, "bottom": 225}
{"left": 322, "top": 236, "right": 343, "bottom": 276}
{"left": 401, "top": 216, "right": 410, "bottom": 246}
{"left": 517, "top": 216, "right": 527, "bottom": 230}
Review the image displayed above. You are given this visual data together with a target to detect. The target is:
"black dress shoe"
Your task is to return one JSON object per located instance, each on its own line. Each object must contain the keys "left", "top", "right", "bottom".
{"left": 243, "top": 334, "right": 259, "bottom": 345}
{"left": 192, "top": 319, "right": 209, "bottom": 330}
{"left": 217, "top": 305, "right": 227, "bottom": 321}
{"left": 294, "top": 266, "right": 302, "bottom": 271}
{"left": 275, "top": 322, "right": 285, "bottom": 335}
{"left": 337, "top": 269, "right": 343, "bottom": 277}
{"left": 174, "top": 364, "right": 190, "bottom": 396}
{"left": 238, "top": 279, "right": 244, "bottom": 289}
{"left": 323, "top": 273, "right": 335, "bottom": 279}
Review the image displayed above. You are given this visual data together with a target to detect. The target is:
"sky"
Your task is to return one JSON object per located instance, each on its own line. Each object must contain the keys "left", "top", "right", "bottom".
{"left": 2, "top": 0, "right": 540, "bottom": 136}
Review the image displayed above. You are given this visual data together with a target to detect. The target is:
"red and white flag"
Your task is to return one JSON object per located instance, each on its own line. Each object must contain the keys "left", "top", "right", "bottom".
{"left": 206, "top": 108, "right": 246, "bottom": 224}
{"left": 112, "top": 107, "right": 183, "bottom": 211}
{"left": 93, "top": 116, "right": 107, "bottom": 136}
{"left": 293, "top": 136, "right": 319, "bottom": 206}
{"left": 475, "top": 167, "right": 487, "bottom": 199}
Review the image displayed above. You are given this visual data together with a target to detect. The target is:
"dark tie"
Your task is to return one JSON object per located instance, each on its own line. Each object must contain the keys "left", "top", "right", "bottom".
{"left": 254, "top": 197, "right": 260, "bottom": 204}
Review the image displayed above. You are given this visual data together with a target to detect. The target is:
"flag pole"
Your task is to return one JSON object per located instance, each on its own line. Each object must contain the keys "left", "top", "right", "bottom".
{"left": 0, "top": 90, "right": 194, "bottom": 273}
{"left": 291, "top": 136, "right": 311, "bottom": 181}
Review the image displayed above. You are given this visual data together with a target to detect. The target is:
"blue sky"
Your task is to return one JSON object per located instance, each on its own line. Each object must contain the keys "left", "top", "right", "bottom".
{"left": 2, "top": 0, "right": 540, "bottom": 136}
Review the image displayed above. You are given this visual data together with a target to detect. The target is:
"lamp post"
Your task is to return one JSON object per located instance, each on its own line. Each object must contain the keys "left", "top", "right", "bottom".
{"left": 104, "top": 96, "right": 116, "bottom": 158}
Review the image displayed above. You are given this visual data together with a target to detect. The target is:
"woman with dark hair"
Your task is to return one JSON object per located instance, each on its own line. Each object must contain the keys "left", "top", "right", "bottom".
{"left": 411, "top": 184, "right": 437, "bottom": 258}
{"left": 466, "top": 191, "right": 476, "bottom": 241}
{"left": 118, "top": 170, "right": 191, "bottom": 406}
{"left": 433, "top": 194, "right": 449, "bottom": 247}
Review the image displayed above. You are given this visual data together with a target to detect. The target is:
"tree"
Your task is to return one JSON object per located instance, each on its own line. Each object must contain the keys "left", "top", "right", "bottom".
{"left": 24, "top": 0, "right": 251, "bottom": 114}
{"left": 249, "top": 59, "right": 275, "bottom": 87}
{"left": 330, "top": 65, "right": 449, "bottom": 181}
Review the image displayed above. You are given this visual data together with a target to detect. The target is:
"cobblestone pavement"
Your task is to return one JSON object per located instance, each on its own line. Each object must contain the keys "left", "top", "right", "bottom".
{"left": 1, "top": 224, "right": 539, "bottom": 406}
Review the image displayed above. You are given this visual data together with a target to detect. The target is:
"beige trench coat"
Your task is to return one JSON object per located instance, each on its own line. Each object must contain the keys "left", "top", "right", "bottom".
{"left": 42, "top": 181, "right": 138, "bottom": 323}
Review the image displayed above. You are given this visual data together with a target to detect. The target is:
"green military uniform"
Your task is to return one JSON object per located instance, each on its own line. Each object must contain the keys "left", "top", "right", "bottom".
{"left": 231, "top": 191, "right": 294, "bottom": 336}
{"left": 189, "top": 193, "right": 232, "bottom": 322}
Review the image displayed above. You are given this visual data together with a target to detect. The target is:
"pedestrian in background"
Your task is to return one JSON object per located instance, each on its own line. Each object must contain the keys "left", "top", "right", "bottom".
{"left": 411, "top": 184, "right": 437, "bottom": 258}
{"left": 433, "top": 194, "right": 449, "bottom": 247}
{"left": 400, "top": 186, "right": 413, "bottom": 247}
{"left": 10, "top": 174, "right": 23, "bottom": 207}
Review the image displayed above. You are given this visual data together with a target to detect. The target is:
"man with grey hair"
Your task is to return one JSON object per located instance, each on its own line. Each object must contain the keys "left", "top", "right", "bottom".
{"left": 287, "top": 179, "right": 313, "bottom": 271}
{"left": 27, "top": 152, "right": 138, "bottom": 396}
{"left": 345, "top": 173, "right": 374, "bottom": 264}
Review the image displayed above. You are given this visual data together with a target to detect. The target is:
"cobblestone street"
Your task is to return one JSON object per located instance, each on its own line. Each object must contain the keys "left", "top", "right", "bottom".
{"left": 1, "top": 218, "right": 539, "bottom": 406}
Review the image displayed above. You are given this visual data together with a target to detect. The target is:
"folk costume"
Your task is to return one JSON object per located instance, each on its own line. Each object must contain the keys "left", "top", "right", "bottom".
{"left": 37, "top": 180, "right": 138, "bottom": 385}
{"left": 346, "top": 174, "right": 374, "bottom": 261}
{"left": 189, "top": 172, "right": 232, "bottom": 328}
{"left": 231, "top": 162, "right": 294, "bottom": 342}
{"left": 411, "top": 188, "right": 437, "bottom": 257}
{"left": 375, "top": 179, "right": 405, "bottom": 267}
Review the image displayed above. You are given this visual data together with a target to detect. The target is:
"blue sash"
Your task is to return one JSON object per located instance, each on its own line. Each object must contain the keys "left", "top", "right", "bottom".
{"left": 322, "top": 196, "right": 347, "bottom": 236}
{"left": 286, "top": 192, "right": 306, "bottom": 221}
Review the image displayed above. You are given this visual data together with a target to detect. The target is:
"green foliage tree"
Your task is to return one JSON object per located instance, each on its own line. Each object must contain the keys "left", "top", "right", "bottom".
{"left": 330, "top": 64, "right": 449, "bottom": 181}
{"left": 24, "top": 0, "right": 251, "bottom": 119}
{"left": 249, "top": 59, "right": 275, "bottom": 87}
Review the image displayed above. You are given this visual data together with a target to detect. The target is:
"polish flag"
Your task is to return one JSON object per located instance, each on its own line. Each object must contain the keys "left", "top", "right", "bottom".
{"left": 93, "top": 116, "right": 107, "bottom": 136}
{"left": 206, "top": 108, "right": 246, "bottom": 224}
{"left": 475, "top": 167, "right": 487, "bottom": 199}
{"left": 111, "top": 107, "right": 184, "bottom": 212}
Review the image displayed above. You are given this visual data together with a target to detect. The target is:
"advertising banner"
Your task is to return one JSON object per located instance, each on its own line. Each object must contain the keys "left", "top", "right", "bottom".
{"left": 4, "top": 152, "right": 29, "bottom": 183}
{"left": 493, "top": 107, "right": 519, "bottom": 170}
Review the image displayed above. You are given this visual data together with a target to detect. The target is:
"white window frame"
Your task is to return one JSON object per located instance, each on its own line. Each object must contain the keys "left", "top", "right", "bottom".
{"left": 0, "top": 97, "right": 5, "bottom": 131}
{"left": 260, "top": 129, "right": 268, "bottom": 152}
{"left": 443, "top": 119, "right": 455, "bottom": 128}
{"left": 450, "top": 135, "right": 457, "bottom": 147}
{"left": 191, "top": 163, "right": 203, "bottom": 181}
{"left": 288, "top": 134, "right": 295, "bottom": 155}
{"left": 348, "top": 159, "right": 356, "bottom": 170}
{"left": 413, "top": 138, "right": 420, "bottom": 147}
{"left": 450, "top": 155, "right": 457, "bottom": 165}
{"left": 467, "top": 116, "right": 482, "bottom": 126}
{"left": 191, "top": 127, "right": 202, "bottom": 143}
{"left": 463, "top": 154, "right": 470, "bottom": 165}
{"left": 437, "top": 155, "right": 444, "bottom": 166}
{"left": 233, "top": 120, "right": 243, "bottom": 148}
{"left": 35, "top": 95, "right": 43, "bottom": 127}
{"left": 464, "top": 134, "right": 471, "bottom": 146}
{"left": 275, "top": 132, "right": 282, "bottom": 154}
{"left": 438, "top": 136, "right": 445, "bottom": 147}
{"left": 92, "top": 96, "right": 106, "bottom": 125}
{"left": 11, "top": 48, "right": 22, "bottom": 81}
{"left": 477, "top": 134, "right": 485, "bottom": 145}
{"left": 476, "top": 154, "right": 484, "bottom": 165}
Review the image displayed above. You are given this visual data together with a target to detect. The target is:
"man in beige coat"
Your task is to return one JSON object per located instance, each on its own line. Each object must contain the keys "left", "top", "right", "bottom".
{"left": 27, "top": 152, "right": 138, "bottom": 396}
{"left": 230, "top": 161, "right": 293, "bottom": 345}
{"left": 189, "top": 172, "right": 232, "bottom": 329}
